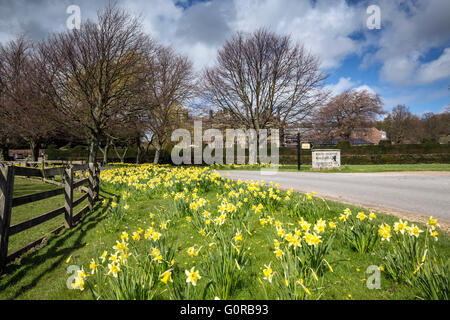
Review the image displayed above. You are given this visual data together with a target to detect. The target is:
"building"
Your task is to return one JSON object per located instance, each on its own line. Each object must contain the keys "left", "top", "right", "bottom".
{"left": 350, "top": 127, "right": 386, "bottom": 145}
{"left": 439, "top": 135, "right": 450, "bottom": 144}
{"left": 283, "top": 126, "right": 386, "bottom": 147}
{"left": 8, "top": 149, "right": 45, "bottom": 160}
{"left": 184, "top": 108, "right": 388, "bottom": 148}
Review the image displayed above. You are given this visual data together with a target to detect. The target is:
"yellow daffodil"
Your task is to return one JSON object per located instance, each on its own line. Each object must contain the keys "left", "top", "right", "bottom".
{"left": 185, "top": 267, "right": 201, "bottom": 286}
{"left": 262, "top": 264, "right": 274, "bottom": 283}
{"left": 108, "top": 262, "right": 120, "bottom": 277}
{"left": 160, "top": 270, "right": 173, "bottom": 284}
{"left": 378, "top": 224, "right": 391, "bottom": 241}
{"left": 356, "top": 212, "right": 367, "bottom": 221}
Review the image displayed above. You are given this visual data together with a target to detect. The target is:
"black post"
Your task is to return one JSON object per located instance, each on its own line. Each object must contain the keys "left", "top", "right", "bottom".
{"left": 297, "top": 132, "right": 301, "bottom": 171}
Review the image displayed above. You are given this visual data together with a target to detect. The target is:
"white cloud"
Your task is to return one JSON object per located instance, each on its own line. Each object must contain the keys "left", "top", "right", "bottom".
{"left": 354, "top": 85, "right": 376, "bottom": 95}
{"left": 365, "top": 0, "right": 450, "bottom": 86}
{"left": 177, "top": 42, "right": 220, "bottom": 71}
{"left": 379, "top": 54, "right": 420, "bottom": 86}
{"left": 324, "top": 77, "right": 377, "bottom": 96}
{"left": 122, "top": 0, "right": 183, "bottom": 41}
{"left": 379, "top": 48, "right": 450, "bottom": 86}
{"left": 118, "top": 0, "right": 365, "bottom": 71}
{"left": 416, "top": 48, "right": 450, "bottom": 84}
{"left": 324, "top": 77, "right": 355, "bottom": 95}
{"left": 1, "top": 0, "right": 449, "bottom": 89}
{"left": 231, "top": 0, "right": 362, "bottom": 69}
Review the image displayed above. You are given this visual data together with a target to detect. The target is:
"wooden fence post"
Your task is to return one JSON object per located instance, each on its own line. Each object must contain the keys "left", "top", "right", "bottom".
{"left": 41, "top": 159, "right": 46, "bottom": 182}
{"left": 95, "top": 163, "right": 100, "bottom": 201}
{"left": 64, "top": 166, "right": 73, "bottom": 228}
{"left": 0, "top": 165, "right": 15, "bottom": 271}
{"left": 88, "top": 163, "right": 95, "bottom": 210}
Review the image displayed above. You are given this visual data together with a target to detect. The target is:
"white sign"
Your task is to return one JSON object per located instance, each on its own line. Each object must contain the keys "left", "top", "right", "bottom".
{"left": 312, "top": 149, "right": 341, "bottom": 170}
{"left": 301, "top": 143, "right": 311, "bottom": 150}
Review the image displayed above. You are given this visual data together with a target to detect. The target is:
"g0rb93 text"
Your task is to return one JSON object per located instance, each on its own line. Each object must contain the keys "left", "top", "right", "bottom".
{"left": 224, "top": 305, "right": 269, "bottom": 315}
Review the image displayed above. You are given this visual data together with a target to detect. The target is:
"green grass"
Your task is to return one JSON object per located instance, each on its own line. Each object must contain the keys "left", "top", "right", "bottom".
{"left": 212, "top": 163, "right": 450, "bottom": 173}
{"left": 0, "top": 173, "right": 448, "bottom": 300}
{"left": 9, "top": 178, "right": 88, "bottom": 254}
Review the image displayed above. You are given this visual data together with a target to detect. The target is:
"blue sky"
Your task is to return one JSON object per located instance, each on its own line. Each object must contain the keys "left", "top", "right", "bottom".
{"left": 0, "top": 0, "right": 449, "bottom": 115}
{"left": 326, "top": 52, "right": 449, "bottom": 115}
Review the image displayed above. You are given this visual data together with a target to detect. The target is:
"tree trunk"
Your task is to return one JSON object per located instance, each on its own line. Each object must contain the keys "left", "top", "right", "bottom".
{"left": 0, "top": 144, "right": 8, "bottom": 161}
{"left": 104, "top": 143, "right": 109, "bottom": 165}
{"left": 101, "top": 143, "right": 109, "bottom": 165}
{"left": 136, "top": 135, "right": 142, "bottom": 164}
{"left": 120, "top": 148, "right": 128, "bottom": 163}
{"left": 255, "top": 128, "right": 261, "bottom": 164}
{"left": 88, "top": 136, "right": 99, "bottom": 164}
{"left": 279, "top": 125, "right": 286, "bottom": 147}
{"left": 153, "top": 144, "right": 161, "bottom": 165}
{"left": 29, "top": 139, "right": 40, "bottom": 162}
{"left": 343, "top": 132, "right": 352, "bottom": 143}
{"left": 113, "top": 144, "right": 128, "bottom": 163}
{"left": 99, "top": 138, "right": 111, "bottom": 165}
{"left": 88, "top": 136, "right": 100, "bottom": 200}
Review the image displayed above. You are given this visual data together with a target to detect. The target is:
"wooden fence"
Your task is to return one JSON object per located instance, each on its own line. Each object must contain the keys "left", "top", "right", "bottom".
{"left": 0, "top": 159, "right": 89, "bottom": 168}
{"left": 0, "top": 163, "right": 100, "bottom": 271}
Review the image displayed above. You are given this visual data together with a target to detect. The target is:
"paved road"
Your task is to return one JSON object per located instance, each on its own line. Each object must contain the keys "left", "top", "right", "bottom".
{"left": 220, "top": 170, "right": 450, "bottom": 223}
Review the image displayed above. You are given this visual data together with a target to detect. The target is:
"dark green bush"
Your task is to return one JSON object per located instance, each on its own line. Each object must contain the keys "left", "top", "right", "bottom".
{"left": 378, "top": 140, "right": 392, "bottom": 146}
{"left": 44, "top": 142, "right": 450, "bottom": 165}
{"left": 422, "top": 138, "right": 438, "bottom": 145}
{"left": 336, "top": 141, "right": 351, "bottom": 149}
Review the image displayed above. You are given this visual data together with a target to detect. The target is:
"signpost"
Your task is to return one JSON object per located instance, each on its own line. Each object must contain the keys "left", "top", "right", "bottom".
{"left": 297, "top": 132, "right": 313, "bottom": 171}
{"left": 297, "top": 131, "right": 314, "bottom": 171}
{"left": 297, "top": 132, "right": 301, "bottom": 171}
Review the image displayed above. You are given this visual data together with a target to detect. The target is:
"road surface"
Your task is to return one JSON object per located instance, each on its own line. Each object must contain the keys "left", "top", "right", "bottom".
{"left": 219, "top": 170, "right": 450, "bottom": 223}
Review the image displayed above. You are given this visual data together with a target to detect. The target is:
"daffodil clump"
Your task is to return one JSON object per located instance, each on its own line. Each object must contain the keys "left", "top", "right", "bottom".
{"left": 287, "top": 191, "right": 331, "bottom": 222}
{"left": 255, "top": 214, "right": 337, "bottom": 299}
{"left": 68, "top": 165, "right": 448, "bottom": 300}
{"left": 210, "top": 163, "right": 276, "bottom": 170}
{"left": 379, "top": 216, "right": 447, "bottom": 297}
{"left": 101, "top": 197, "right": 130, "bottom": 232}
{"left": 74, "top": 223, "right": 178, "bottom": 300}
{"left": 341, "top": 209, "right": 380, "bottom": 254}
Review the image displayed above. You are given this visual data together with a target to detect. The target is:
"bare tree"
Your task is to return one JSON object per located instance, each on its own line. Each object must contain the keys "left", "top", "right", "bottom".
{"left": 445, "top": 104, "right": 450, "bottom": 114}
{"left": 313, "top": 89, "right": 384, "bottom": 142}
{"left": 202, "top": 28, "right": 328, "bottom": 141}
{"left": 129, "top": 113, "right": 148, "bottom": 164}
{"left": 420, "top": 111, "right": 449, "bottom": 142}
{"left": 96, "top": 111, "right": 147, "bottom": 165}
{"left": 0, "top": 80, "right": 12, "bottom": 160}
{"left": 0, "top": 37, "right": 57, "bottom": 161}
{"left": 104, "top": 119, "right": 139, "bottom": 163}
{"left": 98, "top": 135, "right": 113, "bottom": 165}
{"left": 140, "top": 45, "right": 195, "bottom": 164}
{"left": 381, "top": 104, "right": 422, "bottom": 144}
{"left": 33, "top": 3, "right": 153, "bottom": 165}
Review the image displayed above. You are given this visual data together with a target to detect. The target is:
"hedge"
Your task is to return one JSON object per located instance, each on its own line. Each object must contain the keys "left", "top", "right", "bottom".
{"left": 279, "top": 154, "right": 450, "bottom": 165}
{"left": 45, "top": 143, "right": 450, "bottom": 165}
{"left": 45, "top": 144, "right": 172, "bottom": 164}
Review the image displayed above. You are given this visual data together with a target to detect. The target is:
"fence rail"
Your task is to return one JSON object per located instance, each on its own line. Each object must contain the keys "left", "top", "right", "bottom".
{"left": 0, "top": 160, "right": 87, "bottom": 166}
{"left": 0, "top": 163, "right": 100, "bottom": 271}
{"left": 0, "top": 160, "right": 100, "bottom": 178}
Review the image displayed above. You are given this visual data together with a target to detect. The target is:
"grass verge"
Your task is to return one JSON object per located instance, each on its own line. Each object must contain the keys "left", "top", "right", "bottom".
{"left": 211, "top": 163, "right": 450, "bottom": 172}
{"left": 0, "top": 169, "right": 448, "bottom": 300}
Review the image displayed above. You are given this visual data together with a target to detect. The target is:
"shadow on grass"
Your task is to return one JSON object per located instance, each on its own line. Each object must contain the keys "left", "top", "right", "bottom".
{"left": 0, "top": 187, "right": 119, "bottom": 299}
